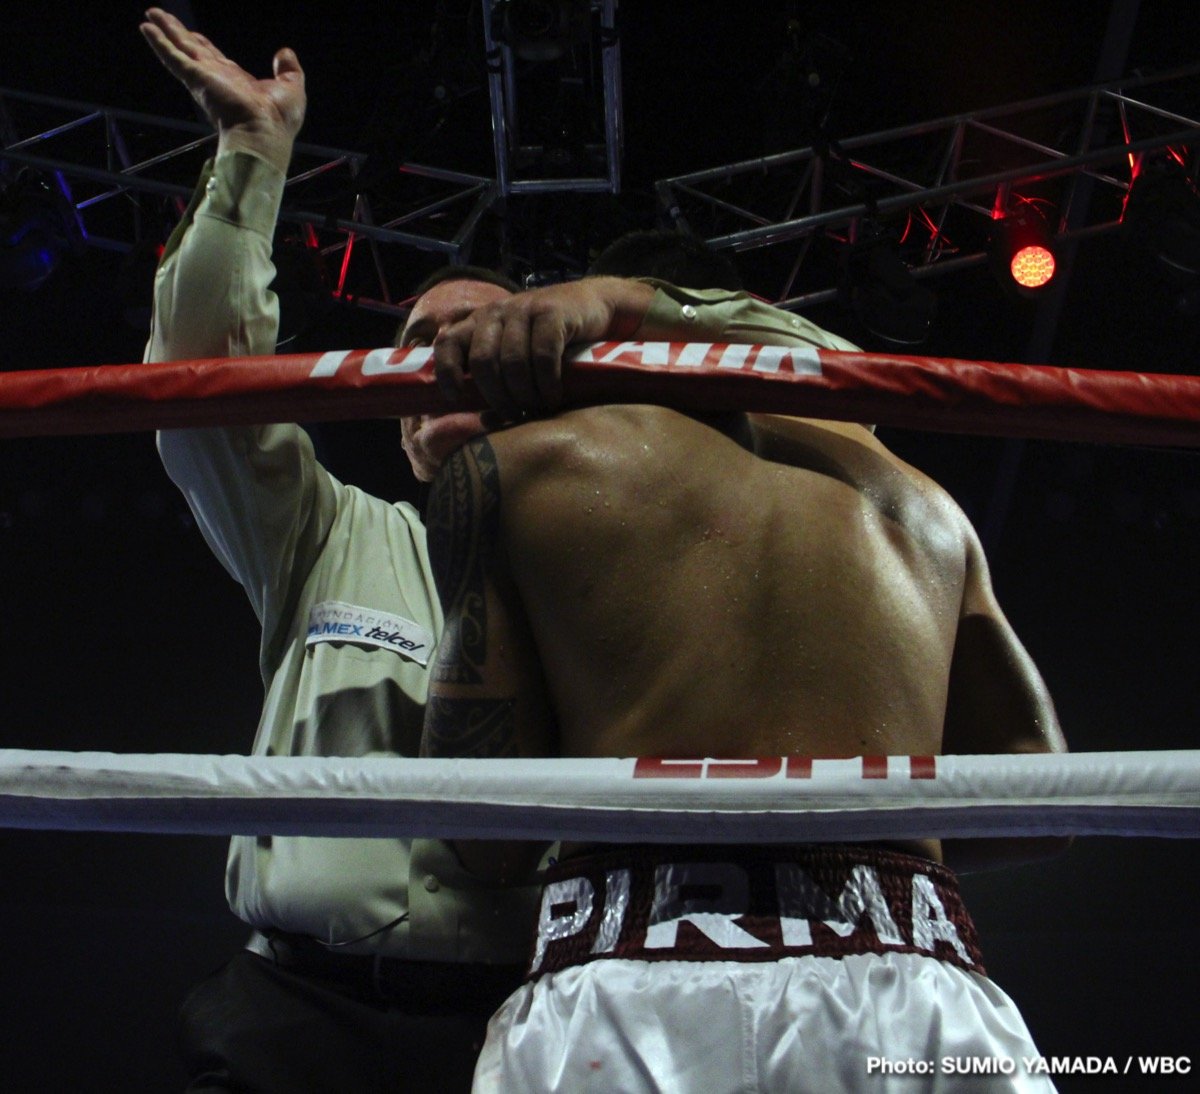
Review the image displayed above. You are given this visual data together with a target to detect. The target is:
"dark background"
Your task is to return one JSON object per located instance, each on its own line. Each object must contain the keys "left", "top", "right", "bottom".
{"left": 1, "top": 2, "right": 1198, "bottom": 1089}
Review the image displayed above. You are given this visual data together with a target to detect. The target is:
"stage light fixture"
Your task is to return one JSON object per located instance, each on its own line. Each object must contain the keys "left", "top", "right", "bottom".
{"left": 991, "top": 208, "right": 1057, "bottom": 296}
{"left": 494, "top": 0, "right": 590, "bottom": 62}
{"left": 1122, "top": 157, "right": 1200, "bottom": 278}
{"left": 1010, "top": 241, "right": 1055, "bottom": 289}
{"left": 844, "top": 235, "right": 937, "bottom": 346}
{"left": 0, "top": 171, "right": 76, "bottom": 292}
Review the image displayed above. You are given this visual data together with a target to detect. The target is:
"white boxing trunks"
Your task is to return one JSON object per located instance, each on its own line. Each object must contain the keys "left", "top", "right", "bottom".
{"left": 473, "top": 845, "right": 1055, "bottom": 1093}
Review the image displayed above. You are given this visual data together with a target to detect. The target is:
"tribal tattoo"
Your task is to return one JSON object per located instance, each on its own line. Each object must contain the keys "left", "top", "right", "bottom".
{"left": 422, "top": 695, "right": 518, "bottom": 759}
{"left": 425, "top": 437, "right": 503, "bottom": 685}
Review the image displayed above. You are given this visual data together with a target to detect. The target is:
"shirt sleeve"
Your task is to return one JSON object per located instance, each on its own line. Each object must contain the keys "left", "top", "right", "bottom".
{"left": 144, "top": 150, "right": 285, "bottom": 365}
{"left": 145, "top": 151, "right": 339, "bottom": 657}
{"left": 635, "top": 277, "right": 862, "bottom": 352}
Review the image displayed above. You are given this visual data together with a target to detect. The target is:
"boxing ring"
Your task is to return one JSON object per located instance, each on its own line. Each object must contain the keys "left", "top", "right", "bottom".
{"left": 2, "top": 341, "right": 1199, "bottom": 842}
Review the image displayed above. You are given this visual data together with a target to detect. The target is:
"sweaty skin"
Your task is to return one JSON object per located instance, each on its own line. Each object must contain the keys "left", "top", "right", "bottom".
{"left": 422, "top": 407, "right": 1067, "bottom": 876}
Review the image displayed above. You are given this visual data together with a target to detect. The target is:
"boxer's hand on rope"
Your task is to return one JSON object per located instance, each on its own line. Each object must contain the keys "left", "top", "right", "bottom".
{"left": 140, "top": 8, "right": 306, "bottom": 174}
{"left": 432, "top": 278, "right": 655, "bottom": 419}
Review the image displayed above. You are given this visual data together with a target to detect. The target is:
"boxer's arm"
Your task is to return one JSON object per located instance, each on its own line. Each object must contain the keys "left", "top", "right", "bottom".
{"left": 941, "top": 527, "right": 1071, "bottom": 872}
{"left": 421, "top": 436, "right": 555, "bottom": 882}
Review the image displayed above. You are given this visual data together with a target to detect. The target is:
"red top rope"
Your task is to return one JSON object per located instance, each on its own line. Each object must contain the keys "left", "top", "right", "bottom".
{"left": 1, "top": 342, "right": 1197, "bottom": 446}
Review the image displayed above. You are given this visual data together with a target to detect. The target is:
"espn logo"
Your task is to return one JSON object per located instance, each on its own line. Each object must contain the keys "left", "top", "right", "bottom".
{"left": 632, "top": 756, "right": 937, "bottom": 780}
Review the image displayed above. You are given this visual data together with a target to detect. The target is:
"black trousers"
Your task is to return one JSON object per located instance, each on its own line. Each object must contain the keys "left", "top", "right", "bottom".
{"left": 178, "top": 948, "right": 525, "bottom": 1093}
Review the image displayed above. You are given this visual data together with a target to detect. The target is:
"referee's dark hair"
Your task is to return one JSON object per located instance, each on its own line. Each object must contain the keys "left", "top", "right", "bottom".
{"left": 394, "top": 264, "right": 521, "bottom": 345}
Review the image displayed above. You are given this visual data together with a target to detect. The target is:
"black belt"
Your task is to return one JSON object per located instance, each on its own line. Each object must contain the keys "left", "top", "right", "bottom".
{"left": 248, "top": 930, "right": 525, "bottom": 1011}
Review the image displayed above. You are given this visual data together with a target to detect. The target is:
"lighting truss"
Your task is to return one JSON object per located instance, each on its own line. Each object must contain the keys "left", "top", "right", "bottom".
{"left": 481, "top": 0, "right": 622, "bottom": 195}
{"left": 656, "top": 64, "right": 1200, "bottom": 309}
{"left": 5, "top": 62, "right": 1198, "bottom": 320}
{"left": 0, "top": 88, "right": 499, "bottom": 317}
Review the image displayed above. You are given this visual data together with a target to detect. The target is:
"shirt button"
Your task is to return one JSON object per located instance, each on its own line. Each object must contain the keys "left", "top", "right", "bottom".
{"left": 205, "top": 178, "right": 218, "bottom": 194}
{"left": 680, "top": 304, "right": 697, "bottom": 320}
{"left": 423, "top": 874, "right": 440, "bottom": 893}
{"left": 791, "top": 317, "right": 801, "bottom": 327}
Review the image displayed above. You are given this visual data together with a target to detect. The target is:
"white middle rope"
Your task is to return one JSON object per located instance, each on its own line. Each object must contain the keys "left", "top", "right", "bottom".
{"left": 0, "top": 749, "right": 1196, "bottom": 841}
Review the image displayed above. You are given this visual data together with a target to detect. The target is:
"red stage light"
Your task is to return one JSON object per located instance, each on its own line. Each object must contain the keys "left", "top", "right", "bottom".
{"left": 990, "top": 206, "right": 1057, "bottom": 296}
{"left": 1010, "top": 244, "right": 1055, "bottom": 288}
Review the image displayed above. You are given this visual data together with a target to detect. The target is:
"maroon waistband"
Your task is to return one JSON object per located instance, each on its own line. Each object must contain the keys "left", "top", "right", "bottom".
{"left": 528, "top": 844, "right": 984, "bottom": 980}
